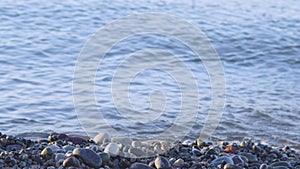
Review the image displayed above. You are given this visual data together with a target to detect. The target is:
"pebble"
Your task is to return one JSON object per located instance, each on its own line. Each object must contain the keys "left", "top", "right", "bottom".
{"left": 0, "top": 132, "right": 299, "bottom": 169}
{"left": 41, "top": 147, "right": 53, "bottom": 157}
{"left": 55, "top": 153, "right": 67, "bottom": 162}
{"left": 192, "top": 147, "right": 203, "bottom": 156}
{"left": 173, "top": 158, "right": 184, "bottom": 167}
{"left": 224, "top": 163, "right": 243, "bottom": 169}
{"left": 270, "top": 161, "right": 292, "bottom": 168}
{"left": 94, "top": 133, "right": 111, "bottom": 145}
{"left": 99, "top": 152, "right": 110, "bottom": 163}
{"left": 155, "top": 156, "right": 171, "bottom": 169}
{"left": 128, "top": 147, "right": 147, "bottom": 157}
{"left": 130, "top": 162, "right": 155, "bottom": 169}
{"left": 132, "top": 140, "right": 142, "bottom": 148}
{"left": 73, "top": 148, "right": 102, "bottom": 168}
{"left": 63, "top": 145, "right": 76, "bottom": 152}
{"left": 240, "top": 152, "right": 258, "bottom": 163}
{"left": 104, "top": 143, "right": 120, "bottom": 157}
{"left": 62, "top": 156, "right": 81, "bottom": 167}
{"left": 259, "top": 163, "right": 268, "bottom": 169}
{"left": 210, "top": 156, "right": 234, "bottom": 167}
{"left": 6, "top": 144, "right": 22, "bottom": 151}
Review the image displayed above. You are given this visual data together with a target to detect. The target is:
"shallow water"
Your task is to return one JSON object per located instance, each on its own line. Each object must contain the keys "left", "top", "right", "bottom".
{"left": 0, "top": 0, "right": 299, "bottom": 148}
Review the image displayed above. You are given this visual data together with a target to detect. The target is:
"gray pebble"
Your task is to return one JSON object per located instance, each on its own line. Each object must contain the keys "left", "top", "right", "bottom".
{"left": 73, "top": 148, "right": 102, "bottom": 168}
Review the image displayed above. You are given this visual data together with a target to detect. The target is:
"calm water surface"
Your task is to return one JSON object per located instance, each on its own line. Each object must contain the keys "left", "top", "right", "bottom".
{"left": 0, "top": 0, "right": 299, "bottom": 148}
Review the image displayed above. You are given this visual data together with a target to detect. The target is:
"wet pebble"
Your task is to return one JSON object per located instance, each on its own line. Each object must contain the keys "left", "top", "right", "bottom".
{"left": 130, "top": 162, "right": 155, "bottom": 169}
{"left": 270, "top": 161, "right": 292, "bottom": 168}
{"left": 73, "top": 148, "right": 102, "bottom": 168}
{"left": 128, "top": 147, "right": 147, "bottom": 157}
{"left": 224, "top": 163, "right": 243, "bottom": 169}
{"left": 173, "top": 158, "right": 184, "bottom": 167}
{"left": 94, "top": 133, "right": 111, "bottom": 145}
{"left": 210, "top": 156, "right": 234, "bottom": 167}
{"left": 63, "top": 156, "right": 81, "bottom": 167}
{"left": 104, "top": 142, "right": 120, "bottom": 157}
{"left": 155, "top": 156, "right": 171, "bottom": 169}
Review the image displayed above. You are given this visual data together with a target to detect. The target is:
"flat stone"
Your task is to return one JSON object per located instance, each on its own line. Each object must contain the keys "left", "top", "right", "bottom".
{"left": 240, "top": 152, "right": 258, "bottom": 163}
{"left": 210, "top": 156, "right": 234, "bottom": 167}
{"left": 224, "top": 163, "right": 243, "bottom": 169}
{"left": 270, "top": 161, "right": 292, "bottom": 168}
{"left": 73, "top": 148, "right": 102, "bottom": 168}
{"left": 130, "top": 162, "right": 155, "bottom": 169}
{"left": 93, "top": 133, "right": 111, "bottom": 145}
{"left": 104, "top": 143, "right": 120, "bottom": 157}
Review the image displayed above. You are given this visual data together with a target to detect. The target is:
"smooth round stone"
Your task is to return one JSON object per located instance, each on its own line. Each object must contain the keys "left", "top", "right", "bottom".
{"left": 240, "top": 152, "right": 258, "bottom": 163}
{"left": 128, "top": 148, "right": 147, "bottom": 157}
{"left": 210, "top": 156, "right": 234, "bottom": 167}
{"left": 104, "top": 143, "right": 120, "bottom": 157}
{"left": 224, "top": 163, "right": 243, "bottom": 169}
{"left": 259, "top": 163, "right": 268, "bottom": 169}
{"left": 182, "top": 140, "right": 193, "bottom": 146}
{"left": 132, "top": 141, "right": 142, "bottom": 148}
{"left": 232, "top": 155, "right": 245, "bottom": 165}
{"left": 63, "top": 156, "right": 81, "bottom": 167}
{"left": 47, "top": 145, "right": 60, "bottom": 152}
{"left": 73, "top": 148, "right": 102, "bottom": 168}
{"left": 270, "top": 161, "right": 292, "bottom": 168}
{"left": 55, "top": 153, "right": 67, "bottom": 162}
{"left": 205, "top": 148, "right": 217, "bottom": 155}
{"left": 130, "top": 162, "right": 155, "bottom": 169}
{"left": 41, "top": 147, "right": 53, "bottom": 157}
{"left": 63, "top": 145, "right": 76, "bottom": 152}
{"left": 99, "top": 152, "right": 110, "bottom": 163}
{"left": 173, "top": 158, "right": 184, "bottom": 167}
{"left": 111, "top": 137, "right": 133, "bottom": 146}
{"left": 93, "top": 133, "right": 111, "bottom": 145}
{"left": 155, "top": 156, "right": 171, "bottom": 169}
{"left": 192, "top": 147, "right": 203, "bottom": 156}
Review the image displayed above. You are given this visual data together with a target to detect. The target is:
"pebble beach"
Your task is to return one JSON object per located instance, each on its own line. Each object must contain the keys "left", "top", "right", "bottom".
{"left": 0, "top": 132, "right": 299, "bottom": 169}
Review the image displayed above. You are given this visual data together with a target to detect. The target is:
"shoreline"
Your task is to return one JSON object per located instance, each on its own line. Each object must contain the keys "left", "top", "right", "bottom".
{"left": 0, "top": 132, "right": 299, "bottom": 169}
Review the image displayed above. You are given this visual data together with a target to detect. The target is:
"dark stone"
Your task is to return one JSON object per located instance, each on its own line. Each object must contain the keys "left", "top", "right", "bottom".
{"left": 130, "top": 162, "right": 155, "bottom": 169}
{"left": 31, "top": 155, "right": 43, "bottom": 164}
{"left": 63, "top": 156, "right": 81, "bottom": 167}
{"left": 210, "top": 156, "right": 234, "bottom": 167}
{"left": 6, "top": 144, "right": 22, "bottom": 151}
{"left": 259, "top": 163, "right": 268, "bottom": 169}
{"left": 73, "top": 148, "right": 102, "bottom": 168}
